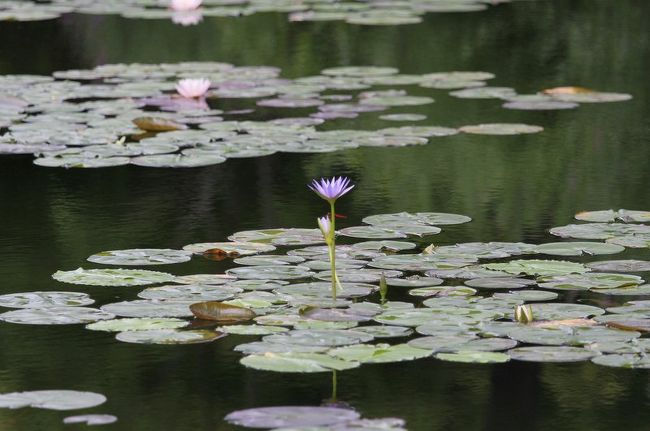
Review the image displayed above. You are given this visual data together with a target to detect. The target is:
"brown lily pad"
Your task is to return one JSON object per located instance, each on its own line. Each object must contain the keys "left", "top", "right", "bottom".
{"left": 132, "top": 117, "right": 188, "bottom": 132}
{"left": 189, "top": 301, "right": 256, "bottom": 323}
{"left": 606, "top": 319, "right": 650, "bottom": 333}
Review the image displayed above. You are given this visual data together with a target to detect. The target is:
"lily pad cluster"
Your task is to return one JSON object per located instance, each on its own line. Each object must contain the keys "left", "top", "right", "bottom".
{"left": 1, "top": 0, "right": 520, "bottom": 24}
{"left": 225, "top": 405, "right": 405, "bottom": 430}
{"left": 2, "top": 210, "right": 650, "bottom": 369}
{"left": 6, "top": 62, "right": 632, "bottom": 168}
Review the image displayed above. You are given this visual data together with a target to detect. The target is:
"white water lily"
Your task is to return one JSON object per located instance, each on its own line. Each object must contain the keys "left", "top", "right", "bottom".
{"left": 170, "top": 0, "right": 202, "bottom": 11}
{"left": 175, "top": 78, "right": 211, "bottom": 99}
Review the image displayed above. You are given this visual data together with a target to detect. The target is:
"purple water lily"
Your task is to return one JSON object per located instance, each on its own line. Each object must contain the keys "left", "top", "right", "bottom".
{"left": 309, "top": 176, "right": 354, "bottom": 203}
{"left": 309, "top": 177, "right": 354, "bottom": 303}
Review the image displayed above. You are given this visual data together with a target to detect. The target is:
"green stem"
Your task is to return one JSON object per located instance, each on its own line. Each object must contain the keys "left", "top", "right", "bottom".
{"left": 329, "top": 201, "right": 337, "bottom": 303}
{"left": 331, "top": 370, "right": 338, "bottom": 402}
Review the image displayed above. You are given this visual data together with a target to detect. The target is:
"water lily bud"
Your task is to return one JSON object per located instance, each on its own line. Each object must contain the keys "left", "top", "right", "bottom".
{"left": 514, "top": 304, "right": 534, "bottom": 324}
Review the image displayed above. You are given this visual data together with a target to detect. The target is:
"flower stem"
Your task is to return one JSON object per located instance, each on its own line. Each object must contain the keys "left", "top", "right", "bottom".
{"left": 329, "top": 201, "right": 337, "bottom": 303}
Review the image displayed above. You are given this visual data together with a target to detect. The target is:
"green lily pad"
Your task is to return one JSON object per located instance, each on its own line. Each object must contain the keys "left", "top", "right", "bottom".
{"left": 234, "top": 255, "right": 305, "bottom": 266}
{"left": 575, "top": 209, "right": 650, "bottom": 223}
{"left": 534, "top": 242, "right": 625, "bottom": 256}
{"left": 226, "top": 265, "right": 314, "bottom": 280}
{"left": 549, "top": 223, "right": 650, "bottom": 240}
{"left": 115, "top": 329, "right": 225, "bottom": 345}
{"left": 493, "top": 290, "right": 558, "bottom": 302}
{"left": 138, "top": 284, "right": 239, "bottom": 301}
{"left": 537, "top": 273, "right": 643, "bottom": 291}
{"left": 240, "top": 352, "right": 360, "bottom": 373}
{"left": 263, "top": 329, "right": 373, "bottom": 347}
{"left": 225, "top": 406, "right": 360, "bottom": 428}
{"left": 329, "top": 343, "right": 431, "bottom": 363}
{"left": 363, "top": 212, "right": 471, "bottom": 226}
{"left": 0, "top": 390, "right": 106, "bottom": 411}
{"left": 100, "top": 300, "right": 193, "bottom": 318}
{"left": 52, "top": 268, "right": 175, "bottom": 286}
{"left": 86, "top": 318, "right": 188, "bottom": 332}
{"left": 550, "top": 92, "right": 632, "bottom": 103}
{"left": 173, "top": 274, "right": 236, "bottom": 285}
{"left": 0, "top": 307, "right": 115, "bottom": 325}
{"left": 183, "top": 241, "right": 276, "bottom": 256}
{"left": 482, "top": 260, "right": 588, "bottom": 276}
{"left": 0, "top": 291, "right": 94, "bottom": 308}
{"left": 592, "top": 354, "right": 650, "bottom": 369}
{"left": 586, "top": 260, "right": 650, "bottom": 272}
{"left": 217, "top": 324, "right": 290, "bottom": 335}
{"left": 409, "top": 286, "right": 477, "bottom": 297}
{"left": 435, "top": 351, "right": 510, "bottom": 364}
{"left": 508, "top": 346, "right": 597, "bottom": 362}
{"left": 87, "top": 248, "right": 192, "bottom": 265}
{"left": 459, "top": 123, "right": 543, "bottom": 135}
{"left": 464, "top": 278, "right": 536, "bottom": 290}
{"left": 529, "top": 303, "right": 605, "bottom": 320}
{"left": 354, "top": 325, "right": 413, "bottom": 338}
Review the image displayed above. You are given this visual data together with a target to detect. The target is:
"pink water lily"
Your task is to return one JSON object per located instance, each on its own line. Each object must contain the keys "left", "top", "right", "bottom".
{"left": 176, "top": 78, "right": 211, "bottom": 99}
{"left": 172, "top": 11, "right": 203, "bottom": 26}
{"left": 170, "top": 0, "right": 202, "bottom": 11}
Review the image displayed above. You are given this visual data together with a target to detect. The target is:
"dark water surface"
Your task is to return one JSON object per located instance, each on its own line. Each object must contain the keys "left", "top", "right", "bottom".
{"left": 2, "top": 1, "right": 650, "bottom": 430}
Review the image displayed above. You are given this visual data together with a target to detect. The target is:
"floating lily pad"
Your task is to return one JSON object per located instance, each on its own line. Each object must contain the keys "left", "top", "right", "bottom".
{"left": 575, "top": 209, "right": 650, "bottom": 223}
{"left": 329, "top": 343, "right": 431, "bottom": 363}
{"left": 173, "top": 274, "right": 236, "bottom": 285}
{"left": 0, "top": 390, "right": 106, "bottom": 411}
{"left": 189, "top": 301, "right": 256, "bottom": 322}
{"left": 508, "top": 346, "right": 597, "bottom": 362}
{"left": 586, "top": 260, "right": 650, "bottom": 272}
{"left": 226, "top": 265, "right": 313, "bottom": 280}
{"left": 464, "top": 278, "right": 536, "bottom": 290}
{"left": 138, "top": 284, "right": 239, "bottom": 301}
{"left": 550, "top": 92, "right": 632, "bottom": 103}
{"left": 363, "top": 212, "right": 471, "bottom": 226}
{"left": 234, "top": 255, "right": 305, "bottom": 266}
{"left": 529, "top": 303, "right": 605, "bottom": 320}
{"left": 482, "top": 260, "right": 588, "bottom": 276}
{"left": 63, "top": 414, "right": 118, "bottom": 425}
{"left": 0, "top": 307, "right": 114, "bottom": 325}
{"left": 52, "top": 268, "right": 175, "bottom": 286}
{"left": 549, "top": 223, "right": 650, "bottom": 240}
{"left": 225, "top": 406, "right": 360, "bottom": 428}
{"left": 263, "top": 329, "right": 373, "bottom": 347}
{"left": 86, "top": 318, "right": 188, "bottom": 332}
{"left": 493, "top": 290, "right": 558, "bottom": 302}
{"left": 116, "top": 329, "right": 224, "bottom": 345}
{"left": 183, "top": 241, "right": 276, "bottom": 256}
{"left": 435, "top": 351, "right": 510, "bottom": 364}
{"left": 216, "top": 324, "right": 288, "bottom": 335}
{"left": 354, "top": 325, "right": 413, "bottom": 338}
{"left": 538, "top": 273, "right": 643, "bottom": 291}
{"left": 240, "top": 353, "right": 360, "bottom": 373}
{"left": 534, "top": 242, "right": 624, "bottom": 256}
{"left": 0, "top": 291, "right": 94, "bottom": 309}
{"left": 409, "top": 286, "right": 477, "bottom": 297}
{"left": 592, "top": 354, "right": 650, "bottom": 369}
{"left": 87, "top": 248, "right": 192, "bottom": 265}
{"left": 459, "top": 123, "right": 544, "bottom": 135}
{"left": 101, "top": 300, "right": 193, "bottom": 318}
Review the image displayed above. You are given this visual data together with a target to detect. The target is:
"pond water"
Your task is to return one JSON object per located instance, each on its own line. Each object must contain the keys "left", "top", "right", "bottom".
{"left": 2, "top": 0, "right": 650, "bottom": 430}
